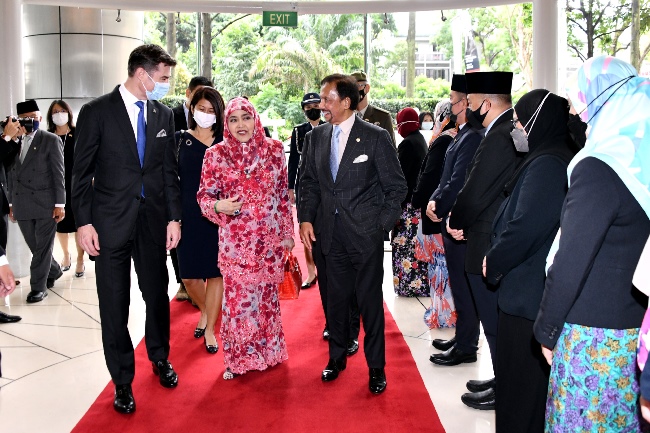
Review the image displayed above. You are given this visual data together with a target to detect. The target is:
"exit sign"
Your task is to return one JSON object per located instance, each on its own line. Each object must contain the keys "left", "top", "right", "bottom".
{"left": 263, "top": 11, "right": 298, "bottom": 27}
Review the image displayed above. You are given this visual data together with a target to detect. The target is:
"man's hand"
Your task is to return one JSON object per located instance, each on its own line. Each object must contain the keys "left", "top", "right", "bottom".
{"left": 541, "top": 345, "right": 553, "bottom": 366}
{"left": 426, "top": 201, "right": 442, "bottom": 222}
{"left": 282, "top": 237, "right": 295, "bottom": 251}
{"left": 77, "top": 224, "right": 100, "bottom": 256}
{"left": 0, "top": 264, "right": 16, "bottom": 298}
{"left": 446, "top": 217, "right": 465, "bottom": 241}
{"left": 299, "top": 222, "right": 316, "bottom": 251}
{"left": 53, "top": 207, "right": 65, "bottom": 223}
{"left": 288, "top": 189, "right": 296, "bottom": 204}
{"left": 8, "top": 207, "right": 14, "bottom": 223}
{"left": 166, "top": 221, "right": 181, "bottom": 251}
{"left": 641, "top": 397, "right": 650, "bottom": 423}
{"left": 2, "top": 117, "right": 21, "bottom": 140}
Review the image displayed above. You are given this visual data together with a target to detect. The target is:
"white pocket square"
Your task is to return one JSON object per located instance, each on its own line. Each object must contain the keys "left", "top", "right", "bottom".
{"left": 353, "top": 154, "right": 368, "bottom": 163}
{"left": 156, "top": 129, "right": 167, "bottom": 137}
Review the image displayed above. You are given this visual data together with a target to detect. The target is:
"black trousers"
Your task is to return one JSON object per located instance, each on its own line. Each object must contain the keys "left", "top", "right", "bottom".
{"left": 17, "top": 217, "right": 60, "bottom": 292}
{"left": 311, "top": 237, "right": 328, "bottom": 330}
{"left": 466, "top": 272, "right": 498, "bottom": 374}
{"left": 95, "top": 202, "right": 170, "bottom": 385}
{"left": 169, "top": 248, "right": 181, "bottom": 284}
{"left": 0, "top": 212, "right": 7, "bottom": 250}
{"left": 442, "top": 234, "right": 480, "bottom": 353}
{"left": 495, "top": 311, "right": 550, "bottom": 433}
{"left": 325, "top": 216, "right": 385, "bottom": 367}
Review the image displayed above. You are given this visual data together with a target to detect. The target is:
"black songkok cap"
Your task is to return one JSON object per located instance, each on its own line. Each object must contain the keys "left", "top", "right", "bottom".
{"left": 17, "top": 100, "right": 40, "bottom": 115}
{"left": 465, "top": 71, "right": 513, "bottom": 95}
{"left": 450, "top": 74, "right": 467, "bottom": 93}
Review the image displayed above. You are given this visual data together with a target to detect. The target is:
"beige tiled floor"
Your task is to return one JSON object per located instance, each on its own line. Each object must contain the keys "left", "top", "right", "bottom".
{"left": 0, "top": 240, "right": 495, "bottom": 433}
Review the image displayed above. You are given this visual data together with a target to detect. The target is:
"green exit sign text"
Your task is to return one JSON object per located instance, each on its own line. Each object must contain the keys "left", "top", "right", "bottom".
{"left": 262, "top": 11, "right": 298, "bottom": 27}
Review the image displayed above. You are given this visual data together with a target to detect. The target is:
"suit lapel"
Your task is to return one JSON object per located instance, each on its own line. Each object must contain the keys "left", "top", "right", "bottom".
{"left": 334, "top": 118, "right": 363, "bottom": 185}
{"left": 108, "top": 87, "right": 140, "bottom": 165}
{"left": 320, "top": 123, "right": 335, "bottom": 185}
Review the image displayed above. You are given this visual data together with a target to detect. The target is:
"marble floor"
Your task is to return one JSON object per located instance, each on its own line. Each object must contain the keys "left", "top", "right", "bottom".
{"left": 0, "top": 240, "right": 495, "bottom": 433}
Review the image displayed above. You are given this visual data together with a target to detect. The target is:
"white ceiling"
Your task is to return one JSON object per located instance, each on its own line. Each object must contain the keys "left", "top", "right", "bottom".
{"left": 23, "top": 0, "right": 523, "bottom": 15}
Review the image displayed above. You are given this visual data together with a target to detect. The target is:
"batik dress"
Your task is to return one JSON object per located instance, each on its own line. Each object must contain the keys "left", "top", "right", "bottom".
{"left": 198, "top": 128, "right": 293, "bottom": 376}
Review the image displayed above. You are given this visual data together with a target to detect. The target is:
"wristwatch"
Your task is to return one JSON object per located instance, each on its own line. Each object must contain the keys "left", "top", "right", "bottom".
{"left": 169, "top": 219, "right": 182, "bottom": 225}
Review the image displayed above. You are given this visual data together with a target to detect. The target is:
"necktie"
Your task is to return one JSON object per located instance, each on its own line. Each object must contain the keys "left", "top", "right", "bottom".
{"left": 330, "top": 125, "right": 341, "bottom": 181}
{"left": 19, "top": 135, "right": 32, "bottom": 163}
{"left": 135, "top": 101, "right": 146, "bottom": 197}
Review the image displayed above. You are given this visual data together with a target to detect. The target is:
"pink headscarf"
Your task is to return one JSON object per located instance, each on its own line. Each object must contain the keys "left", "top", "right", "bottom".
{"left": 221, "top": 97, "right": 272, "bottom": 170}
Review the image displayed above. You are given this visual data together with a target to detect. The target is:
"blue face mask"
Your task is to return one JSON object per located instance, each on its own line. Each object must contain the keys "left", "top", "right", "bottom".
{"left": 140, "top": 72, "right": 170, "bottom": 101}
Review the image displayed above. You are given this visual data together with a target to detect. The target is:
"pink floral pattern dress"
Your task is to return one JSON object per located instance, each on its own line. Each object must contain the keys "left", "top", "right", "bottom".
{"left": 197, "top": 97, "right": 293, "bottom": 376}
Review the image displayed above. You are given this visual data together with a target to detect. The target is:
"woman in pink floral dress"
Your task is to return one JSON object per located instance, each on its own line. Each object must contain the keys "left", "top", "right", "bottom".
{"left": 197, "top": 97, "right": 294, "bottom": 379}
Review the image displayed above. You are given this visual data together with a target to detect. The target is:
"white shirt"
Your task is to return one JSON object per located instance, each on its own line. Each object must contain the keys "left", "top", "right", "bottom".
{"left": 0, "top": 255, "right": 7, "bottom": 266}
{"left": 356, "top": 105, "right": 368, "bottom": 118}
{"left": 334, "top": 113, "right": 357, "bottom": 164}
{"left": 485, "top": 107, "right": 513, "bottom": 136}
{"left": 183, "top": 103, "right": 190, "bottom": 126}
{"left": 119, "top": 84, "right": 147, "bottom": 139}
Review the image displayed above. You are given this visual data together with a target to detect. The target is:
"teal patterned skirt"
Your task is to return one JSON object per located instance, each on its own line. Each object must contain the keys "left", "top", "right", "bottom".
{"left": 546, "top": 323, "right": 646, "bottom": 433}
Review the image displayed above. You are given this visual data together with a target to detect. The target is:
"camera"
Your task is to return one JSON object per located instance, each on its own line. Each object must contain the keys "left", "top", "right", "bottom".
{"left": 1, "top": 116, "right": 34, "bottom": 132}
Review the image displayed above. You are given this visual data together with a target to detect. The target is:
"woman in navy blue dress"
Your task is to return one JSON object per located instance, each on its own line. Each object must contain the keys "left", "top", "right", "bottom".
{"left": 175, "top": 87, "right": 225, "bottom": 354}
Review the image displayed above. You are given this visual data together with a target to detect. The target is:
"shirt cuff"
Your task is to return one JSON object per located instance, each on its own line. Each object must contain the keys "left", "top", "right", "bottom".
{"left": 0, "top": 255, "right": 8, "bottom": 266}
{"left": 55, "top": 204, "right": 65, "bottom": 208}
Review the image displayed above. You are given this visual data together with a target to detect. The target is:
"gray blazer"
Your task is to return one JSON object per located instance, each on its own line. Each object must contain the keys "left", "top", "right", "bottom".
{"left": 298, "top": 117, "right": 406, "bottom": 255}
{"left": 8, "top": 129, "right": 65, "bottom": 220}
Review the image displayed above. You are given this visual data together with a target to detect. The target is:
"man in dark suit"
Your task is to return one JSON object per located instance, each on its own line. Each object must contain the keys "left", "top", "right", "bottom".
{"left": 8, "top": 100, "right": 65, "bottom": 304}
{"left": 446, "top": 71, "right": 524, "bottom": 410}
{"left": 427, "top": 75, "right": 482, "bottom": 365}
{"left": 350, "top": 71, "right": 395, "bottom": 146}
{"left": 299, "top": 74, "right": 407, "bottom": 394}
{"left": 170, "top": 75, "right": 212, "bottom": 302}
{"left": 73, "top": 44, "right": 182, "bottom": 414}
{"left": 0, "top": 118, "right": 22, "bottom": 323}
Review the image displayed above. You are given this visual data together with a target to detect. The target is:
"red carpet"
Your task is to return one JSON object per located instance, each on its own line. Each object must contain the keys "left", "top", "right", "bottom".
{"left": 72, "top": 229, "right": 445, "bottom": 433}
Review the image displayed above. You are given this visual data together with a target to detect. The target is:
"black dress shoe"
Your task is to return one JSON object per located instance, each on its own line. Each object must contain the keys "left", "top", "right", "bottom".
{"left": 204, "top": 336, "right": 218, "bottom": 354}
{"left": 369, "top": 368, "right": 387, "bottom": 394}
{"left": 461, "top": 388, "right": 496, "bottom": 410}
{"left": 466, "top": 377, "right": 496, "bottom": 393}
{"left": 321, "top": 358, "right": 346, "bottom": 382}
{"left": 152, "top": 360, "right": 178, "bottom": 388}
{"left": 322, "top": 327, "right": 330, "bottom": 340}
{"left": 346, "top": 339, "right": 359, "bottom": 356}
{"left": 46, "top": 268, "right": 63, "bottom": 289}
{"left": 194, "top": 326, "right": 206, "bottom": 338}
{"left": 0, "top": 311, "right": 21, "bottom": 323}
{"left": 431, "top": 336, "right": 456, "bottom": 351}
{"left": 113, "top": 384, "right": 135, "bottom": 414}
{"left": 429, "top": 346, "right": 477, "bottom": 366}
{"left": 26, "top": 290, "right": 48, "bottom": 303}
{"left": 301, "top": 275, "right": 318, "bottom": 289}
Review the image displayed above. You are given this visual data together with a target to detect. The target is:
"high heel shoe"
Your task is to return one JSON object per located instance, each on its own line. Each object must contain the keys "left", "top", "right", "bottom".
{"left": 205, "top": 335, "right": 218, "bottom": 354}
{"left": 74, "top": 264, "right": 85, "bottom": 278}
{"left": 61, "top": 255, "right": 71, "bottom": 272}
{"left": 194, "top": 326, "right": 206, "bottom": 338}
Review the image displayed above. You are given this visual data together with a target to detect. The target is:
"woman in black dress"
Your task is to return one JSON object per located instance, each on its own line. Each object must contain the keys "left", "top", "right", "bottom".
{"left": 176, "top": 87, "right": 225, "bottom": 354}
{"left": 46, "top": 100, "right": 85, "bottom": 277}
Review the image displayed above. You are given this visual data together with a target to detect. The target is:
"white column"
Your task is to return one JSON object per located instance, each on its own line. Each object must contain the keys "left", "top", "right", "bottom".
{"left": 0, "top": 0, "right": 32, "bottom": 279}
{"left": 532, "top": 0, "right": 559, "bottom": 93}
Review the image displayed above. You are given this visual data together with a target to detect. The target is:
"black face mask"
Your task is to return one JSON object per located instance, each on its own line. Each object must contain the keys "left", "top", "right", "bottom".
{"left": 466, "top": 100, "right": 488, "bottom": 130}
{"left": 448, "top": 98, "right": 464, "bottom": 124}
{"left": 305, "top": 108, "right": 321, "bottom": 121}
{"left": 359, "top": 89, "right": 366, "bottom": 101}
{"left": 567, "top": 113, "right": 587, "bottom": 149}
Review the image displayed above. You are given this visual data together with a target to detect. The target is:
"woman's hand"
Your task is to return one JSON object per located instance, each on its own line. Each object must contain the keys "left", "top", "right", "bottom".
{"left": 541, "top": 345, "right": 553, "bottom": 366}
{"left": 215, "top": 195, "right": 243, "bottom": 216}
{"left": 282, "top": 238, "right": 295, "bottom": 251}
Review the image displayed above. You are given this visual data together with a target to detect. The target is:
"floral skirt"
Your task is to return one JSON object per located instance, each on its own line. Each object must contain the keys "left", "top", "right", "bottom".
{"left": 546, "top": 323, "right": 647, "bottom": 433}
{"left": 391, "top": 204, "right": 430, "bottom": 297}
{"left": 414, "top": 226, "right": 455, "bottom": 329}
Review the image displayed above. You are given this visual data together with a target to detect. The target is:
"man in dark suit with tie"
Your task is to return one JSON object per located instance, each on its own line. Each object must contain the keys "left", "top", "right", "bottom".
{"left": 73, "top": 44, "right": 182, "bottom": 414}
{"left": 169, "top": 75, "right": 212, "bottom": 303}
{"left": 446, "top": 71, "right": 524, "bottom": 410}
{"left": 299, "top": 74, "right": 407, "bottom": 394}
{"left": 8, "top": 100, "right": 65, "bottom": 304}
{"left": 427, "top": 74, "right": 483, "bottom": 365}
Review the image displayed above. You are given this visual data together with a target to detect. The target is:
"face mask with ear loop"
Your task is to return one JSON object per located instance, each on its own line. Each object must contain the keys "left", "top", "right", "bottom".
{"left": 510, "top": 92, "right": 551, "bottom": 153}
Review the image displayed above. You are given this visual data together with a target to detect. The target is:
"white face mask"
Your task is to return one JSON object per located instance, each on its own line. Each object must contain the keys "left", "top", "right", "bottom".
{"left": 52, "top": 112, "right": 68, "bottom": 126}
{"left": 421, "top": 122, "right": 434, "bottom": 130}
{"left": 193, "top": 110, "right": 216, "bottom": 129}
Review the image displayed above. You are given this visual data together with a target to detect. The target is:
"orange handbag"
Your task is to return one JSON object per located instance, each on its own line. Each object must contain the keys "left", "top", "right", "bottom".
{"left": 279, "top": 252, "right": 302, "bottom": 300}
